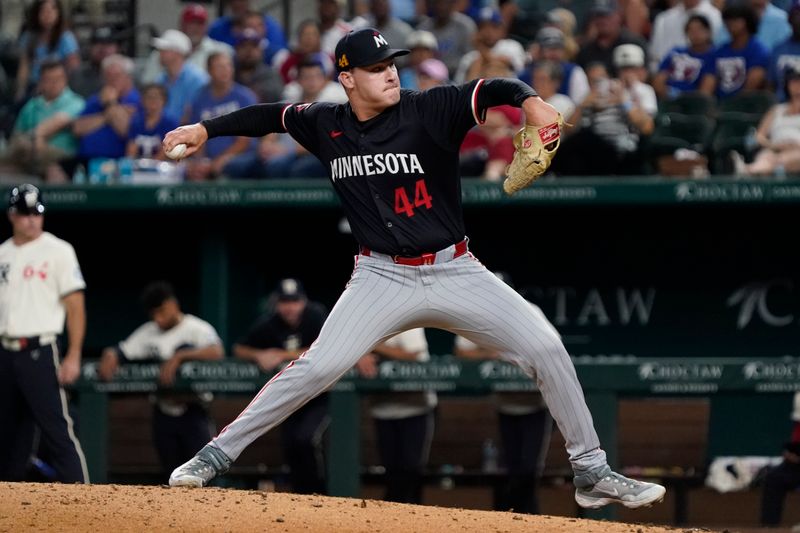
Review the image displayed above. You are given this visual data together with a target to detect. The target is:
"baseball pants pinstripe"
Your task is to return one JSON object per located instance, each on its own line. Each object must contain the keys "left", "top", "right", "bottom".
{"left": 213, "top": 247, "right": 607, "bottom": 476}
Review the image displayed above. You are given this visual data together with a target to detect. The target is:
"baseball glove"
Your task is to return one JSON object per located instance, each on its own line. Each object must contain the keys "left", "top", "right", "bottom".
{"left": 503, "top": 114, "right": 564, "bottom": 196}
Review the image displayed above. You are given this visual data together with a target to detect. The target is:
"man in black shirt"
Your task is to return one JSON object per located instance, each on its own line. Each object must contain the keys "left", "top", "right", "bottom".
{"left": 165, "top": 27, "right": 666, "bottom": 510}
{"left": 233, "top": 278, "right": 329, "bottom": 494}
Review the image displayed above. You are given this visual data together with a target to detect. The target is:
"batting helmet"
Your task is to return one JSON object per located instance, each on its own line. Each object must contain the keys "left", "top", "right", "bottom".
{"left": 8, "top": 184, "right": 45, "bottom": 215}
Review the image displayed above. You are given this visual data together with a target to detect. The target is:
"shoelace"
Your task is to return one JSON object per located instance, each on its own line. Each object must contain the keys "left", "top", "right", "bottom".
{"left": 603, "top": 474, "right": 638, "bottom": 489}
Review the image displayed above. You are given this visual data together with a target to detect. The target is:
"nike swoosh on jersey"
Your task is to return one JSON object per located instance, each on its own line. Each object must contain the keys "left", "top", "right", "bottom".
{"left": 330, "top": 130, "right": 344, "bottom": 138}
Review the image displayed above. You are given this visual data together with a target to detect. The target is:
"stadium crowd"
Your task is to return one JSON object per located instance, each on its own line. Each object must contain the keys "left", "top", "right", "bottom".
{"left": 1, "top": 0, "right": 800, "bottom": 182}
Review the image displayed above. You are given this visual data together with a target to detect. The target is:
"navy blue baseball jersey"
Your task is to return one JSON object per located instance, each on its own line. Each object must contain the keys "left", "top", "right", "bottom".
{"left": 202, "top": 78, "right": 536, "bottom": 256}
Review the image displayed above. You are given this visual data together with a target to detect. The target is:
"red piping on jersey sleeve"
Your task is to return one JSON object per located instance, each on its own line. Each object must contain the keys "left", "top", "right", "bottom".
{"left": 471, "top": 79, "right": 486, "bottom": 125}
{"left": 280, "top": 103, "right": 292, "bottom": 132}
{"left": 791, "top": 421, "right": 800, "bottom": 443}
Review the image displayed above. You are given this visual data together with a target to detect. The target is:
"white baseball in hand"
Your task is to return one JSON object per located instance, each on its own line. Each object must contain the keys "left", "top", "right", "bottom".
{"left": 166, "top": 143, "right": 187, "bottom": 160}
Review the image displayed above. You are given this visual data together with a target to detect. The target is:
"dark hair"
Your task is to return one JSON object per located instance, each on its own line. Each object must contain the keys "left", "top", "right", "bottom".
{"left": 206, "top": 50, "right": 231, "bottom": 70}
{"left": 298, "top": 53, "right": 326, "bottom": 74}
{"left": 141, "top": 281, "right": 176, "bottom": 313}
{"left": 685, "top": 14, "right": 711, "bottom": 33}
{"left": 24, "top": 0, "right": 68, "bottom": 58}
{"left": 784, "top": 67, "right": 800, "bottom": 99}
{"left": 142, "top": 83, "right": 168, "bottom": 101}
{"left": 722, "top": 4, "right": 759, "bottom": 36}
{"left": 38, "top": 58, "right": 65, "bottom": 75}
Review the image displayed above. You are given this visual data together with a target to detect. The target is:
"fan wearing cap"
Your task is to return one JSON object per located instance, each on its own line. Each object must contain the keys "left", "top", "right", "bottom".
{"left": 556, "top": 45, "right": 655, "bottom": 176}
{"left": 398, "top": 30, "right": 439, "bottom": 89}
{"left": 164, "top": 27, "right": 666, "bottom": 512}
{"left": 576, "top": 0, "right": 649, "bottom": 77}
{"left": 151, "top": 29, "right": 209, "bottom": 123}
{"left": 233, "top": 279, "right": 331, "bottom": 495}
{"left": 233, "top": 28, "right": 285, "bottom": 104}
{"left": 0, "top": 184, "right": 88, "bottom": 484}
{"left": 69, "top": 26, "right": 119, "bottom": 99}
{"left": 140, "top": 5, "right": 233, "bottom": 88}
{"left": 525, "top": 27, "right": 589, "bottom": 105}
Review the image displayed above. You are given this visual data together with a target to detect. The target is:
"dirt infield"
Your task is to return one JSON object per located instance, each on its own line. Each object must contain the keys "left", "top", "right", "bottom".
{"left": 0, "top": 482, "right": 704, "bottom": 533}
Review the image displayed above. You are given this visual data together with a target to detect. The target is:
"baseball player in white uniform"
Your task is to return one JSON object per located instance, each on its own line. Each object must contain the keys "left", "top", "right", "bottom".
{"left": 0, "top": 184, "right": 88, "bottom": 483}
{"left": 357, "top": 328, "right": 437, "bottom": 504}
{"left": 98, "top": 281, "right": 224, "bottom": 475}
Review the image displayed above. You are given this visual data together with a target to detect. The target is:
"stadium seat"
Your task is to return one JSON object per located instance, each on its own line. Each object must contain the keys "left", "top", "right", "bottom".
{"left": 646, "top": 113, "right": 715, "bottom": 159}
{"left": 717, "top": 90, "right": 775, "bottom": 116}
{"left": 709, "top": 112, "right": 760, "bottom": 174}
{"left": 658, "top": 91, "right": 717, "bottom": 118}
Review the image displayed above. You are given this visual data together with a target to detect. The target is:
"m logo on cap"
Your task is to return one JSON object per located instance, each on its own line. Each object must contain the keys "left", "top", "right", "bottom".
{"left": 373, "top": 32, "right": 388, "bottom": 48}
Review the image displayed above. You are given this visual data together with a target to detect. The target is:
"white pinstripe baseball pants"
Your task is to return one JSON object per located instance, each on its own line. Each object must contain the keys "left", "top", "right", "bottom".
{"left": 213, "top": 244, "right": 607, "bottom": 475}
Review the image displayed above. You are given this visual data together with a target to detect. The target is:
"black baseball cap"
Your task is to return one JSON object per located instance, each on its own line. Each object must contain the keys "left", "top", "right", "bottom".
{"left": 335, "top": 28, "right": 409, "bottom": 73}
{"left": 275, "top": 278, "right": 306, "bottom": 301}
{"left": 8, "top": 184, "right": 45, "bottom": 215}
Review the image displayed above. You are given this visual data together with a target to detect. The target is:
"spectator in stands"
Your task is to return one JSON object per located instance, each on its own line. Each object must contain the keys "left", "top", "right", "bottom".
{"left": 760, "top": 392, "right": 800, "bottom": 528}
{"left": 453, "top": 272, "right": 553, "bottom": 515}
{"left": 700, "top": 4, "right": 769, "bottom": 100}
{"left": 152, "top": 29, "right": 209, "bottom": 124}
{"left": 526, "top": 27, "right": 589, "bottom": 105}
{"left": 126, "top": 84, "right": 178, "bottom": 160}
{"left": 73, "top": 54, "right": 140, "bottom": 168}
{"left": 15, "top": 0, "right": 80, "bottom": 104}
{"left": 731, "top": 68, "right": 800, "bottom": 176}
{"left": 208, "top": 0, "right": 287, "bottom": 65}
{"left": 398, "top": 30, "right": 439, "bottom": 89}
{"left": 319, "top": 0, "right": 354, "bottom": 55}
{"left": 140, "top": 4, "right": 233, "bottom": 85}
{"left": 416, "top": 57, "right": 450, "bottom": 90}
{"left": 648, "top": 0, "right": 724, "bottom": 73}
{"left": 770, "top": 1, "right": 800, "bottom": 102}
{"left": 0, "top": 60, "right": 84, "bottom": 182}
{"left": 233, "top": 279, "right": 330, "bottom": 495}
{"left": 233, "top": 29, "right": 285, "bottom": 103}
{"left": 185, "top": 52, "right": 257, "bottom": 181}
{"left": 618, "top": 0, "right": 651, "bottom": 38}
{"left": 453, "top": 7, "right": 526, "bottom": 84}
{"left": 68, "top": 26, "right": 119, "bottom": 99}
{"left": 532, "top": 60, "right": 577, "bottom": 124}
{"left": 543, "top": 9, "right": 580, "bottom": 61}
{"left": 355, "top": 329, "right": 437, "bottom": 504}
{"left": 225, "top": 57, "right": 337, "bottom": 179}
{"left": 556, "top": 47, "right": 656, "bottom": 176}
{"left": 576, "top": 0, "right": 649, "bottom": 77}
{"left": 418, "top": 0, "right": 477, "bottom": 77}
{"left": 352, "top": 0, "right": 414, "bottom": 58}
{"left": 652, "top": 14, "right": 716, "bottom": 100}
{"left": 717, "top": 0, "right": 791, "bottom": 53}
{"left": 459, "top": 103, "right": 522, "bottom": 180}
{"left": 282, "top": 54, "right": 347, "bottom": 104}
{"left": 97, "top": 281, "right": 224, "bottom": 478}
{"left": 273, "top": 19, "right": 335, "bottom": 85}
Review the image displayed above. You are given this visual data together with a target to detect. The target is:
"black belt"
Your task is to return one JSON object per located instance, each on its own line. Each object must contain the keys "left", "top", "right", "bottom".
{"left": 0, "top": 335, "right": 56, "bottom": 351}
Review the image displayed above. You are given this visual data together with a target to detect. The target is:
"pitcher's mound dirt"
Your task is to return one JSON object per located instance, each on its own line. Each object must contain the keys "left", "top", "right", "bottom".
{"left": 0, "top": 482, "right": 696, "bottom": 532}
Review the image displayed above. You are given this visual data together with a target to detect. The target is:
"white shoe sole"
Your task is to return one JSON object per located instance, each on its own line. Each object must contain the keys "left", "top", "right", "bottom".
{"left": 575, "top": 484, "right": 666, "bottom": 509}
{"left": 168, "top": 475, "right": 205, "bottom": 488}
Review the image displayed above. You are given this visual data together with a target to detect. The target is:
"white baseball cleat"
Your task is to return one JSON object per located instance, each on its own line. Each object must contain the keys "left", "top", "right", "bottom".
{"left": 574, "top": 466, "right": 666, "bottom": 509}
{"left": 168, "top": 444, "right": 231, "bottom": 487}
